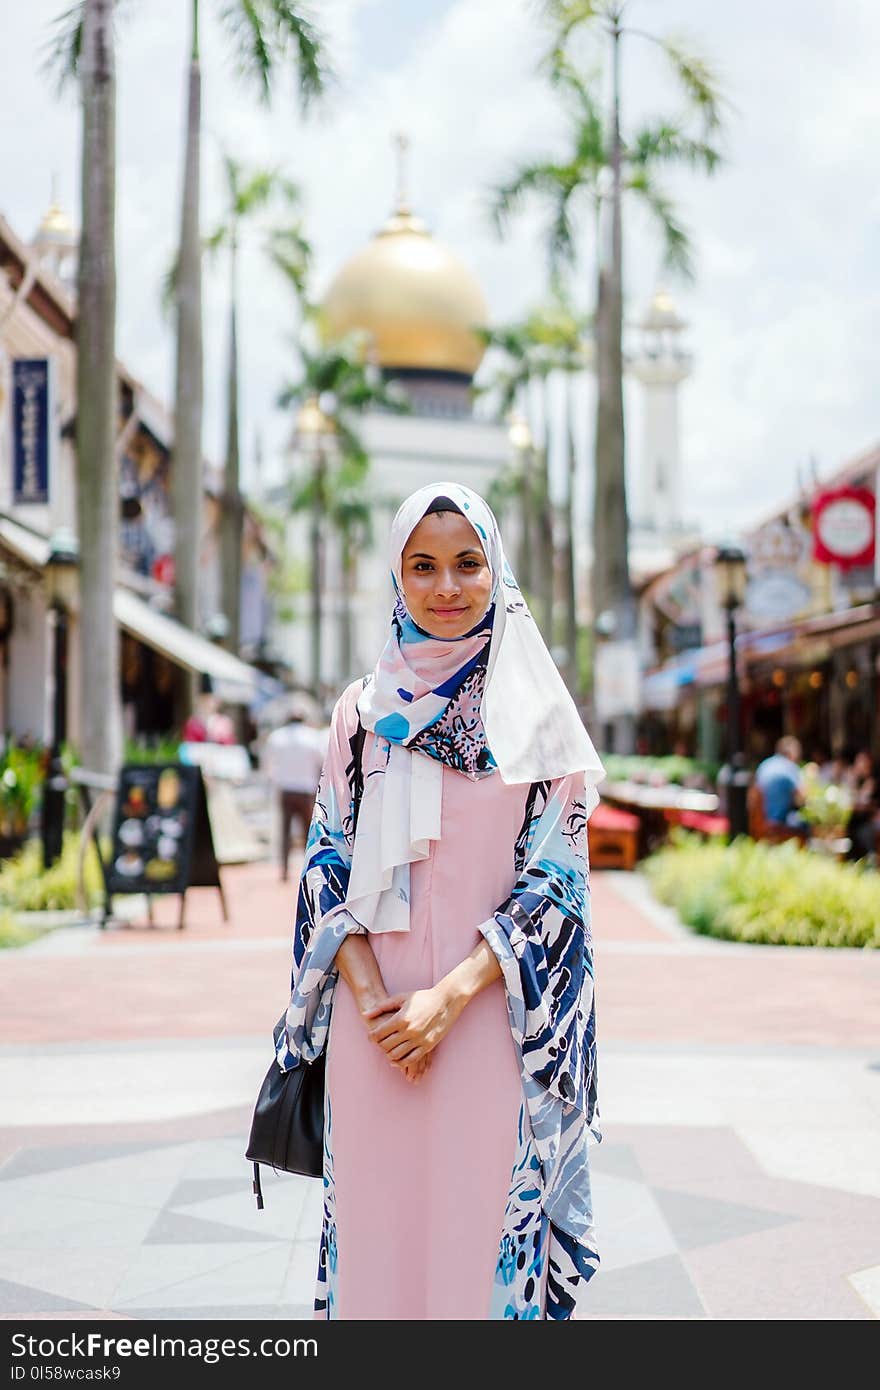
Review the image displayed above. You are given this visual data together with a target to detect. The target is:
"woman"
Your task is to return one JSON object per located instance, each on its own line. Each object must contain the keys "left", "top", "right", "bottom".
{"left": 277, "top": 482, "right": 605, "bottom": 1320}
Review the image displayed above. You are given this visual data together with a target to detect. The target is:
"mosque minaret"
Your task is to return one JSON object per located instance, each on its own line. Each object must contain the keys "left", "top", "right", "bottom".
{"left": 628, "top": 287, "right": 692, "bottom": 537}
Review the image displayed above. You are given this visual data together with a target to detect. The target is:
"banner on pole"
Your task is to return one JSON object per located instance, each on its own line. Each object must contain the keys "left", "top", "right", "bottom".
{"left": 11, "top": 357, "right": 53, "bottom": 505}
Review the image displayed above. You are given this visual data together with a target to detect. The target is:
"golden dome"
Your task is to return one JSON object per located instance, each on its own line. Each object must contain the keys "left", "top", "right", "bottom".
{"left": 35, "top": 201, "right": 77, "bottom": 247}
{"left": 641, "top": 287, "right": 685, "bottom": 331}
{"left": 319, "top": 204, "right": 489, "bottom": 378}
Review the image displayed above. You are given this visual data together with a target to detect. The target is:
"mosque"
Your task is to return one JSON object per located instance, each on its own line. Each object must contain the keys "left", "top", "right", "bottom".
{"left": 277, "top": 148, "right": 698, "bottom": 695}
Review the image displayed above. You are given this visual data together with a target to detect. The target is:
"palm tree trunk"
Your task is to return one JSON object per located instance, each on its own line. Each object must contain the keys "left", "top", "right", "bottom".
{"left": 592, "top": 16, "right": 635, "bottom": 748}
{"left": 539, "top": 380, "right": 555, "bottom": 646}
{"left": 220, "top": 235, "right": 242, "bottom": 654}
{"left": 339, "top": 521, "right": 353, "bottom": 682}
{"left": 564, "top": 374, "right": 579, "bottom": 694}
{"left": 518, "top": 450, "right": 533, "bottom": 596}
{"left": 76, "top": 0, "right": 122, "bottom": 776}
{"left": 310, "top": 448, "right": 325, "bottom": 694}
{"left": 172, "top": 0, "right": 204, "bottom": 716}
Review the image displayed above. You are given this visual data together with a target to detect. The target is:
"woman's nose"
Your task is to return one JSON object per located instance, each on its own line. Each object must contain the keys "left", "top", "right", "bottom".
{"left": 434, "top": 568, "right": 461, "bottom": 596}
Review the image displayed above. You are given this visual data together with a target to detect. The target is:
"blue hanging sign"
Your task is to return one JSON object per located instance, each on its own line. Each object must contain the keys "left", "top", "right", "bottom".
{"left": 12, "top": 357, "right": 53, "bottom": 504}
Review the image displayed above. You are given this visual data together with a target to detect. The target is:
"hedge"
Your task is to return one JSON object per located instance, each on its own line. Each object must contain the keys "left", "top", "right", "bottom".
{"left": 0, "top": 832, "right": 106, "bottom": 913}
{"left": 643, "top": 832, "right": 880, "bottom": 948}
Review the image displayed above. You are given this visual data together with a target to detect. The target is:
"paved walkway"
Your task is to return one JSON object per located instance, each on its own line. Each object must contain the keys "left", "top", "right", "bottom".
{"left": 0, "top": 860, "right": 878, "bottom": 1320}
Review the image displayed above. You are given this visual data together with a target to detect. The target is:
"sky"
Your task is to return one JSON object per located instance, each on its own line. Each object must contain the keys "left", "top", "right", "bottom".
{"left": 2, "top": 0, "right": 879, "bottom": 537}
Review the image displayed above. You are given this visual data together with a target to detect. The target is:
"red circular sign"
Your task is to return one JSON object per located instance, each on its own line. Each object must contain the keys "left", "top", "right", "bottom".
{"left": 813, "top": 487, "right": 875, "bottom": 568}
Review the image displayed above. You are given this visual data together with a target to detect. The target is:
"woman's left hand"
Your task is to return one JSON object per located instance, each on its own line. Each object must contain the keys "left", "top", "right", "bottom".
{"left": 364, "top": 985, "right": 463, "bottom": 1065}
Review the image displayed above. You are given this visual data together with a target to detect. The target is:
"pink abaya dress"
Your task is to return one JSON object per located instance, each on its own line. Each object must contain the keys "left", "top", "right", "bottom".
{"left": 323, "top": 683, "right": 532, "bottom": 1320}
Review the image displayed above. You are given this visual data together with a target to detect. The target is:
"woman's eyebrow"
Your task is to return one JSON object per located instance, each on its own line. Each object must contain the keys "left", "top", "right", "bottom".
{"left": 406, "top": 548, "right": 484, "bottom": 560}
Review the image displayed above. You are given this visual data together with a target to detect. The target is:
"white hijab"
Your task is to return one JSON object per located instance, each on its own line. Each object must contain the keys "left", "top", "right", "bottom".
{"left": 342, "top": 481, "right": 605, "bottom": 935}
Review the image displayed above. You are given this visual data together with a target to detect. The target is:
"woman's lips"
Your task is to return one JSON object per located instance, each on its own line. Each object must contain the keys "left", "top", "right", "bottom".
{"left": 430, "top": 606, "right": 468, "bottom": 617}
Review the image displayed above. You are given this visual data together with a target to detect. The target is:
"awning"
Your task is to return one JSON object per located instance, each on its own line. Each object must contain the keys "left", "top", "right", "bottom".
{"left": 642, "top": 651, "right": 700, "bottom": 710}
{"left": 0, "top": 514, "right": 50, "bottom": 569}
{"left": 114, "top": 588, "right": 282, "bottom": 705}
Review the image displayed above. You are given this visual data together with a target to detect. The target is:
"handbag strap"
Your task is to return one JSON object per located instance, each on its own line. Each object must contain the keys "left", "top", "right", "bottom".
{"left": 352, "top": 713, "right": 367, "bottom": 830}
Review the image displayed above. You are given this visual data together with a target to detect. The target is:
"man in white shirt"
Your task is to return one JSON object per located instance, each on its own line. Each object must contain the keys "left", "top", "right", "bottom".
{"left": 261, "top": 703, "right": 326, "bottom": 881}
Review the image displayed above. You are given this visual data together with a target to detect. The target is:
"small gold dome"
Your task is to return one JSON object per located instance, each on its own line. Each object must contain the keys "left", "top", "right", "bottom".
{"left": 319, "top": 205, "right": 489, "bottom": 378}
{"left": 641, "top": 287, "right": 685, "bottom": 331}
{"left": 35, "top": 201, "right": 77, "bottom": 247}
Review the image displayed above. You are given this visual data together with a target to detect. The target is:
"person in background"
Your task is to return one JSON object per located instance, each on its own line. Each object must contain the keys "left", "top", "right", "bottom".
{"left": 182, "top": 677, "right": 236, "bottom": 745}
{"left": 261, "top": 697, "right": 325, "bottom": 881}
{"left": 755, "top": 735, "right": 807, "bottom": 828}
{"left": 845, "top": 749, "right": 879, "bottom": 861}
{"left": 819, "top": 750, "right": 848, "bottom": 787}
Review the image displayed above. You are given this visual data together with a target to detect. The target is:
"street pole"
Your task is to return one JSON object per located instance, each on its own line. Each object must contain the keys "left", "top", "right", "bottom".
{"left": 40, "top": 600, "right": 69, "bottom": 869}
{"left": 726, "top": 600, "right": 748, "bottom": 838}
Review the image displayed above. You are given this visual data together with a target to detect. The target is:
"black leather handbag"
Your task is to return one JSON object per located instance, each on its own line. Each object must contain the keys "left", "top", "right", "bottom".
{"left": 246, "top": 715, "right": 366, "bottom": 1209}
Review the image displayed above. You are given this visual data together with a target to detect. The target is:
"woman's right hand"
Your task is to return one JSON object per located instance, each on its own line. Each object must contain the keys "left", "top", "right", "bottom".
{"left": 356, "top": 989, "right": 431, "bottom": 1083}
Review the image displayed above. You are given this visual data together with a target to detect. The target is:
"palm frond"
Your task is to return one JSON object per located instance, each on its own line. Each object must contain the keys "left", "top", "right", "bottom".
{"left": 626, "top": 169, "right": 694, "bottom": 279}
{"left": 490, "top": 161, "right": 578, "bottom": 237}
{"left": 269, "top": 0, "right": 328, "bottom": 111}
{"left": 266, "top": 222, "right": 312, "bottom": 301}
{"left": 540, "top": 1, "right": 606, "bottom": 48}
{"left": 160, "top": 256, "right": 178, "bottom": 324}
{"left": 661, "top": 35, "right": 725, "bottom": 133}
{"left": 42, "top": 2, "right": 85, "bottom": 93}
{"left": 218, "top": 1, "right": 330, "bottom": 109}
{"left": 203, "top": 226, "right": 228, "bottom": 262}
{"left": 235, "top": 166, "right": 282, "bottom": 216}
{"left": 221, "top": 1, "right": 272, "bottom": 102}
{"left": 547, "top": 188, "right": 578, "bottom": 271}
{"left": 626, "top": 121, "right": 722, "bottom": 175}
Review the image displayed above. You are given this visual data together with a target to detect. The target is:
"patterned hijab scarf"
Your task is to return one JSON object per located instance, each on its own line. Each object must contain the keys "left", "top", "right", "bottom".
{"left": 346, "top": 481, "right": 605, "bottom": 936}
{"left": 359, "top": 496, "right": 497, "bottom": 779}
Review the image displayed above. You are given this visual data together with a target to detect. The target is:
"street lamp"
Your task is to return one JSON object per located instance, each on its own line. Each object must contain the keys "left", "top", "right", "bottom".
{"left": 295, "top": 396, "right": 335, "bottom": 697}
{"left": 714, "top": 542, "right": 748, "bottom": 838}
{"left": 41, "top": 527, "right": 79, "bottom": 868}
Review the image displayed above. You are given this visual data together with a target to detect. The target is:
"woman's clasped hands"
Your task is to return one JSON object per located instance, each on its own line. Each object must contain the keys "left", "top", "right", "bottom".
{"left": 361, "top": 985, "right": 465, "bottom": 1085}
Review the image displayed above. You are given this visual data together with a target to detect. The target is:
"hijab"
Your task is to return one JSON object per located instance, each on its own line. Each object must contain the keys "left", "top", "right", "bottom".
{"left": 344, "top": 481, "right": 605, "bottom": 935}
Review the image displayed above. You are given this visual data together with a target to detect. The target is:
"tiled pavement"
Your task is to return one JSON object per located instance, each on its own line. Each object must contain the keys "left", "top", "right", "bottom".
{"left": 1, "top": 861, "right": 879, "bottom": 1320}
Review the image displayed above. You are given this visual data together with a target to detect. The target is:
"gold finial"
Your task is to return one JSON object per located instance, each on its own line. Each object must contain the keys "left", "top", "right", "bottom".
{"left": 392, "top": 131, "right": 410, "bottom": 214}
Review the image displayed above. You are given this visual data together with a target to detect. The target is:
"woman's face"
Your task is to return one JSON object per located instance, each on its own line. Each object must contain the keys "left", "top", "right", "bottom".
{"left": 400, "top": 511, "right": 492, "bottom": 639}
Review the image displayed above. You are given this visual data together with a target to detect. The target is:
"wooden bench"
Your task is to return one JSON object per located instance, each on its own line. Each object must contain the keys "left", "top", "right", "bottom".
{"left": 588, "top": 803, "right": 640, "bottom": 870}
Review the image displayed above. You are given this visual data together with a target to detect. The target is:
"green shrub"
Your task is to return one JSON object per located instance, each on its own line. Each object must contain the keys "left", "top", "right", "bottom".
{"left": 643, "top": 832, "right": 880, "bottom": 948}
{"left": 0, "top": 832, "right": 106, "bottom": 912}
{"left": 0, "top": 741, "right": 45, "bottom": 836}
{"left": 123, "top": 737, "right": 182, "bottom": 765}
{"left": 601, "top": 753, "right": 719, "bottom": 790}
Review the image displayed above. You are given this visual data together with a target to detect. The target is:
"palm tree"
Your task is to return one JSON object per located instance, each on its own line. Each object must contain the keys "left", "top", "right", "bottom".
{"left": 172, "top": 0, "right": 330, "bottom": 713}
{"left": 522, "top": 295, "right": 593, "bottom": 691}
{"left": 48, "top": 0, "right": 123, "bottom": 776}
{"left": 205, "top": 159, "right": 307, "bottom": 655}
{"left": 476, "top": 323, "right": 546, "bottom": 612}
{"left": 493, "top": 3, "right": 723, "bottom": 743}
{"left": 279, "top": 338, "right": 409, "bottom": 691}
{"left": 478, "top": 296, "right": 591, "bottom": 679}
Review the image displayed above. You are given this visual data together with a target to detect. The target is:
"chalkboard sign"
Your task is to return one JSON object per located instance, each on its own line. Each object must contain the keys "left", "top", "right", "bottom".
{"left": 104, "top": 763, "right": 227, "bottom": 929}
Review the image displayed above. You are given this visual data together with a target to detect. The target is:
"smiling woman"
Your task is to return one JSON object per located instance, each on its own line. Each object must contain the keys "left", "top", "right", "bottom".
{"left": 276, "top": 481, "right": 606, "bottom": 1320}
{"left": 399, "top": 496, "right": 493, "bottom": 636}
